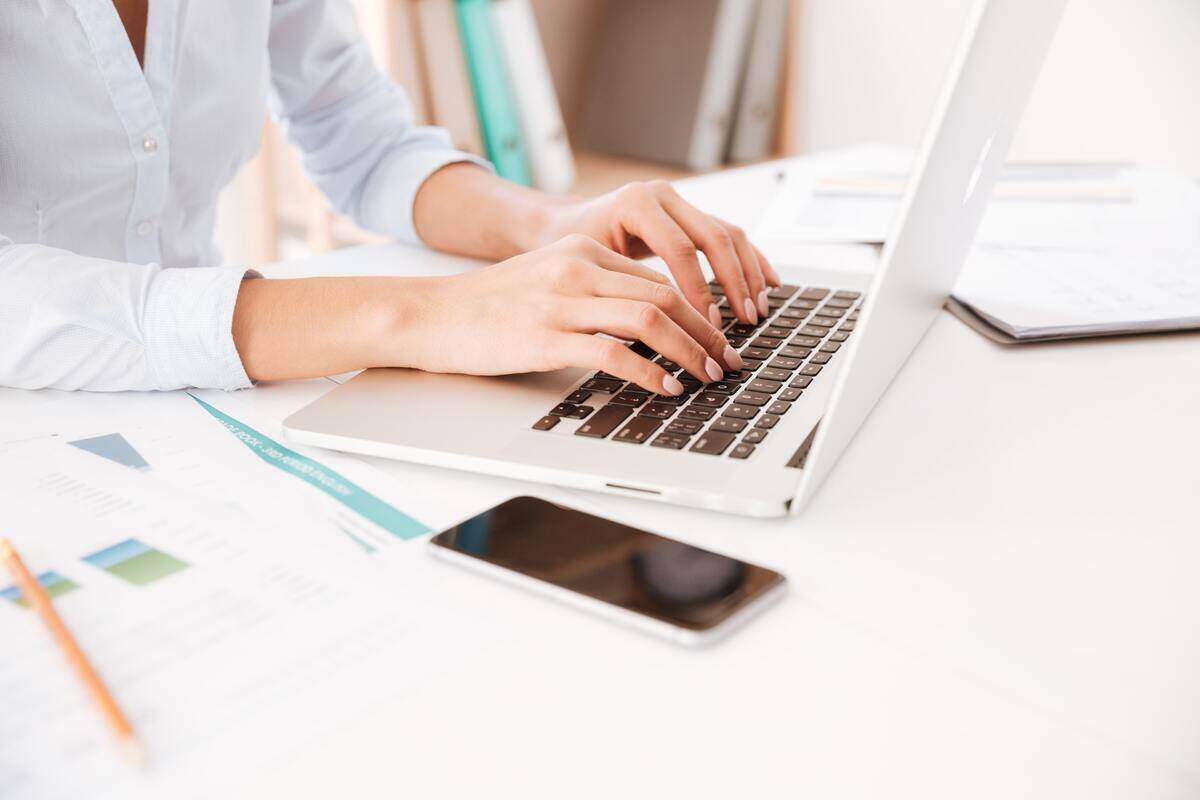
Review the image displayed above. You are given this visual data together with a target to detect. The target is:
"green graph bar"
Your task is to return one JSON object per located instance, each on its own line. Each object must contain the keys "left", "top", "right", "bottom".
{"left": 1, "top": 571, "right": 80, "bottom": 607}
{"left": 83, "top": 538, "right": 190, "bottom": 586}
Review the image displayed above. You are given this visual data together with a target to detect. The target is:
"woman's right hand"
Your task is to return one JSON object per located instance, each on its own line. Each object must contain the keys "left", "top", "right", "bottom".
{"left": 380, "top": 235, "right": 744, "bottom": 396}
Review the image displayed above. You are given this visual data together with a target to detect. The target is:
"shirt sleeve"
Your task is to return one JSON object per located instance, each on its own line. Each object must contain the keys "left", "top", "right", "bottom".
{"left": 0, "top": 236, "right": 256, "bottom": 392}
{"left": 268, "top": 0, "right": 493, "bottom": 244}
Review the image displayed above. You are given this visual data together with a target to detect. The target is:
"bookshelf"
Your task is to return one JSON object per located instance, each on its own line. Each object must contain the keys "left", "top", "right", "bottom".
{"left": 238, "top": 0, "right": 802, "bottom": 265}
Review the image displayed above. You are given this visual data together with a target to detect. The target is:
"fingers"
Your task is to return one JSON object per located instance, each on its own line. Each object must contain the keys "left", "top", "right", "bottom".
{"left": 551, "top": 334, "right": 683, "bottom": 396}
{"left": 562, "top": 297, "right": 729, "bottom": 388}
{"left": 585, "top": 269, "right": 742, "bottom": 371}
{"left": 557, "top": 234, "right": 671, "bottom": 286}
{"left": 659, "top": 189, "right": 769, "bottom": 322}
{"left": 615, "top": 199, "right": 725, "bottom": 325}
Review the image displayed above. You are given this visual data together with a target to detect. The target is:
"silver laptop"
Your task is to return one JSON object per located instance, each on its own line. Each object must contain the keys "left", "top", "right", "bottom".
{"left": 283, "top": 0, "right": 1066, "bottom": 518}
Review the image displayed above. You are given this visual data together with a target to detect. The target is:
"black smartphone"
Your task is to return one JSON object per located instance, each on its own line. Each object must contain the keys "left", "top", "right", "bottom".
{"left": 429, "top": 496, "right": 786, "bottom": 645}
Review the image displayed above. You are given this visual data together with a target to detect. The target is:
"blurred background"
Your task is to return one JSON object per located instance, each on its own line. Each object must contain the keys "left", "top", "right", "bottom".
{"left": 216, "top": 0, "right": 1200, "bottom": 268}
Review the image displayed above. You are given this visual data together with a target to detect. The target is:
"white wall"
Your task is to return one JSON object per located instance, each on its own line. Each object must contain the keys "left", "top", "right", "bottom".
{"left": 793, "top": 0, "right": 1200, "bottom": 174}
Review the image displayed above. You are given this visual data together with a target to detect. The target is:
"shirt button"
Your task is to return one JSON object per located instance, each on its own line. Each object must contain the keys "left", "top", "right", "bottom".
{"left": 136, "top": 220, "right": 156, "bottom": 237}
{"left": 142, "top": 136, "right": 158, "bottom": 154}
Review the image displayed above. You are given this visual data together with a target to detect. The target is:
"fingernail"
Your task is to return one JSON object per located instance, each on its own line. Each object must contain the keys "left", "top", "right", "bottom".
{"left": 704, "top": 357, "right": 723, "bottom": 382}
{"left": 757, "top": 290, "right": 769, "bottom": 317}
{"left": 723, "top": 345, "right": 743, "bottom": 370}
{"left": 662, "top": 375, "right": 684, "bottom": 396}
{"left": 707, "top": 303, "right": 722, "bottom": 330}
{"left": 742, "top": 297, "right": 758, "bottom": 323}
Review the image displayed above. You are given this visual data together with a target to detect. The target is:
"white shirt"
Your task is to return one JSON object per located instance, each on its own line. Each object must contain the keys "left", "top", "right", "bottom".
{"left": 0, "top": 0, "right": 486, "bottom": 391}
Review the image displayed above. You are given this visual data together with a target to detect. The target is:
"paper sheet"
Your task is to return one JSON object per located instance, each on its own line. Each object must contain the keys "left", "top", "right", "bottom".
{"left": 0, "top": 437, "right": 491, "bottom": 800}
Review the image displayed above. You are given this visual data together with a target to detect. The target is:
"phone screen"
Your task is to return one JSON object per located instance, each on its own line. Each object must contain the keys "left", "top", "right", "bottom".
{"left": 430, "top": 497, "right": 785, "bottom": 632}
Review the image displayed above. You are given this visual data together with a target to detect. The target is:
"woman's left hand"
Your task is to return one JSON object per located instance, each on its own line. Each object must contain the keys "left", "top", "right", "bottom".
{"left": 533, "top": 180, "right": 782, "bottom": 329}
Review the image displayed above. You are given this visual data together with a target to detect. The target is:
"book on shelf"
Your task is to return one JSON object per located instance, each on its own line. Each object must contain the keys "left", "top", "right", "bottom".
{"left": 728, "top": 0, "right": 789, "bottom": 163}
{"left": 454, "top": 0, "right": 532, "bottom": 185}
{"left": 490, "top": 0, "right": 575, "bottom": 193}
{"left": 413, "top": 0, "right": 485, "bottom": 155}
{"left": 581, "top": 0, "right": 758, "bottom": 170}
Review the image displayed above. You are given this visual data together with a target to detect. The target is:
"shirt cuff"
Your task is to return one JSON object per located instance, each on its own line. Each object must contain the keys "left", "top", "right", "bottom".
{"left": 143, "top": 266, "right": 259, "bottom": 391}
{"left": 357, "top": 146, "right": 494, "bottom": 245}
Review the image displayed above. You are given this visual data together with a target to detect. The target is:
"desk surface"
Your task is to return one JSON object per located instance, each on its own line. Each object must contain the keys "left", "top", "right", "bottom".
{"left": 6, "top": 153, "right": 1199, "bottom": 799}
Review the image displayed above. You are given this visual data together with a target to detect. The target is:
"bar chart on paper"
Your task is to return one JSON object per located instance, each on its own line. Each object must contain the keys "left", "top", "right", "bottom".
{"left": 83, "top": 538, "right": 190, "bottom": 587}
{"left": 67, "top": 433, "right": 150, "bottom": 470}
{"left": 1, "top": 570, "right": 80, "bottom": 607}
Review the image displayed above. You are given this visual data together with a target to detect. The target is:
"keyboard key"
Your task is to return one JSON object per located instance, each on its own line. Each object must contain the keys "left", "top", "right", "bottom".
{"left": 779, "top": 388, "right": 803, "bottom": 402}
{"left": 799, "top": 287, "right": 830, "bottom": 300}
{"left": 754, "top": 414, "right": 781, "bottom": 430}
{"left": 649, "top": 393, "right": 687, "bottom": 406}
{"left": 807, "top": 316, "right": 837, "bottom": 329}
{"left": 582, "top": 378, "right": 623, "bottom": 393}
{"left": 767, "top": 298, "right": 785, "bottom": 310}
{"left": 811, "top": 352, "right": 832, "bottom": 365}
{"left": 819, "top": 342, "right": 840, "bottom": 353}
{"left": 763, "top": 326, "right": 793, "bottom": 339}
{"left": 651, "top": 433, "right": 690, "bottom": 450}
{"left": 740, "top": 358, "right": 765, "bottom": 372}
{"left": 575, "top": 404, "right": 631, "bottom": 438}
{"left": 768, "top": 357, "right": 802, "bottom": 370}
{"left": 789, "top": 299, "right": 819, "bottom": 311}
{"left": 690, "top": 430, "right": 736, "bottom": 455}
{"left": 565, "top": 389, "right": 592, "bottom": 405}
{"left": 654, "top": 357, "right": 682, "bottom": 373}
{"left": 728, "top": 323, "right": 760, "bottom": 337}
{"left": 639, "top": 402, "right": 678, "bottom": 419}
{"left": 748, "top": 337, "right": 783, "bottom": 350}
{"left": 758, "top": 368, "right": 790, "bottom": 382}
{"left": 723, "top": 369, "right": 755, "bottom": 383}
{"left": 729, "top": 443, "right": 756, "bottom": 459}
{"left": 742, "top": 346, "right": 774, "bottom": 360}
{"left": 666, "top": 419, "right": 704, "bottom": 435}
{"left": 799, "top": 326, "right": 829, "bottom": 338}
{"left": 595, "top": 371, "right": 623, "bottom": 380}
{"left": 767, "top": 401, "right": 791, "bottom": 415}
{"left": 705, "top": 381, "right": 739, "bottom": 395}
{"left": 789, "top": 376, "right": 813, "bottom": 389}
{"left": 726, "top": 336, "right": 745, "bottom": 347}
{"left": 822, "top": 297, "right": 853, "bottom": 309}
{"left": 847, "top": 310, "right": 861, "bottom": 320}
{"left": 679, "top": 375, "right": 703, "bottom": 391}
{"left": 734, "top": 391, "right": 771, "bottom": 407}
{"left": 711, "top": 417, "right": 747, "bottom": 434}
{"left": 791, "top": 336, "right": 821, "bottom": 348}
{"left": 550, "top": 402, "right": 592, "bottom": 418}
{"left": 680, "top": 406, "right": 716, "bottom": 421}
{"left": 833, "top": 290, "right": 861, "bottom": 300}
{"left": 691, "top": 392, "right": 729, "bottom": 408}
{"left": 743, "top": 429, "right": 768, "bottom": 444}
{"left": 747, "top": 378, "right": 782, "bottom": 394}
{"left": 610, "top": 391, "right": 648, "bottom": 407}
{"left": 722, "top": 404, "right": 759, "bottom": 420}
{"left": 779, "top": 345, "right": 811, "bottom": 359}
{"left": 769, "top": 316, "right": 800, "bottom": 329}
{"left": 816, "top": 306, "right": 846, "bottom": 318}
{"left": 839, "top": 321, "right": 856, "bottom": 332}
{"left": 768, "top": 284, "right": 800, "bottom": 299}
{"left": 532, "top": 415, "right": 560, "bottom": 431}
{"left": 629, "top": 341, "right": 656, "bottom": 358}
{"left": 614, "top": 416, "right": 662, "bottom": 444}
{"left": 799, "top": 364, "right": 823, "bottom": 377}
{"left": 830, "top": 331, "right": 850, "bottom": 342}
{"left": 777, "top": 307, "right": 807, "bottom": 319}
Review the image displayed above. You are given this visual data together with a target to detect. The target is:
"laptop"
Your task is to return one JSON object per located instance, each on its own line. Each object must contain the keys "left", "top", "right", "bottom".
{"left": 283, "top": 0, "right": 1067, "bottom": 518}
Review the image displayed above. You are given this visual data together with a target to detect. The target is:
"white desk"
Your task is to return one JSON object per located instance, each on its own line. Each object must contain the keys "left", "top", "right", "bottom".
{"left": 5, "top": 153, "right": 1199, "bottom": 799}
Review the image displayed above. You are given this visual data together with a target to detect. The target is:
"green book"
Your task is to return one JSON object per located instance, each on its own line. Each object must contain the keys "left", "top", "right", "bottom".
{"left": 455, "top": 0, "right": 532, "bottom": 185}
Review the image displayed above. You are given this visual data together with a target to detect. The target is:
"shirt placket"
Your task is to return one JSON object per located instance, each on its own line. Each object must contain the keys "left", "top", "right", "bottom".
{"left": 70, "top": 0, "right": 179, "bottom": 266}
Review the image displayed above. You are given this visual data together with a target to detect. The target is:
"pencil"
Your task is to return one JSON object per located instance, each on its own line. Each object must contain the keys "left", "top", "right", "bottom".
{"left": 0, "top": 538, "right": 144, "bottom": 764}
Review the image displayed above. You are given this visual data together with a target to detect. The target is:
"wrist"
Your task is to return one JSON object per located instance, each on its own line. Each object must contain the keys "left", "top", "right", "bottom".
{"left": 363, "top": 275, "right": 451, "bottom": 370}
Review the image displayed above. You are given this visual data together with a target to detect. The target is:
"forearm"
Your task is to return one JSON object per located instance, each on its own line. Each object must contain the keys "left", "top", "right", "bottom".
{"left": 412, "top": 163, "right": 573, "bottom": 261}
{"left": 231, "top": 276, "right": 434, "bottom": 382}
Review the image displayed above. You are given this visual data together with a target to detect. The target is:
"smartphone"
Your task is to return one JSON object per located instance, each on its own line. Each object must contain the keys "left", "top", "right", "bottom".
{"left": 428, "top": 496, "right": 787, "bottom": 646}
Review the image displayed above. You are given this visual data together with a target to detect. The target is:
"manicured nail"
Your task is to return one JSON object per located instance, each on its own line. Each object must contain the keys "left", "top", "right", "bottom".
{"left": 742, "top": 297, "right": 758, "bottom": 323}
{"left": 704, "top": 357, "right": 723, "bottom": 382}
{"left": 723, "top": 345, "right": 743, "bottom": 370}
{"left": 707, "top": 303, "right": 722, "bottom": 329}
{"left": 662, "top": 374, "right": 684, "bottom": 396}
{"left": 757, "top": 290, "right": 769, "bottom": 317}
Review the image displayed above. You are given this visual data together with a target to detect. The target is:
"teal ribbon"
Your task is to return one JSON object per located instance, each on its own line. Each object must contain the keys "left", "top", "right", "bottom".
{"left": 190, "top": 395, "right": 429, "bottom": 541}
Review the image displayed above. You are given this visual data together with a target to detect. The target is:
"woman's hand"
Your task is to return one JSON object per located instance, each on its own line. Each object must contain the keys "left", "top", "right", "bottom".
{"left": 533, "top": 181, "right": 782, "bottom": 328}
{"left": 380, "top": 235, "right": 744, "bottom": 395}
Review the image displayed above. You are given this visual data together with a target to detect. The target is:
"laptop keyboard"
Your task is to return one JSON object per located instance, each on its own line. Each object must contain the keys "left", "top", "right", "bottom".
{"left": 531, "top": 282, "right": 863, "bottom": 460}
